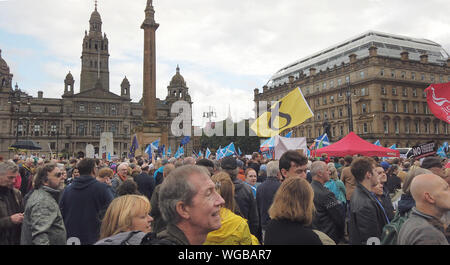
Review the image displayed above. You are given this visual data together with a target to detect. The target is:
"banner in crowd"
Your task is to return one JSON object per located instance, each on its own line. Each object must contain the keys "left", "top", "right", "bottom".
{"left": 425, "top": 82, "right": 450, "bottom": 124}
{"left": 251, "top": 87, "right": 314, "bottom": 137}
{"left": 407, "top": 141, "right": 436, "bottom": 159}
{"left": 129, "top": 134, "right": 139, "bottom": 158}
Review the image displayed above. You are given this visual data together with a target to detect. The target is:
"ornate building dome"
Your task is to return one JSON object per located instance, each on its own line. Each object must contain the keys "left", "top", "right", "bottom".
{"left": 0, "top": 50, "right": 11, "bottom": 75}
{"left": 169, "top": 65, "right": 186, "bottom": 87}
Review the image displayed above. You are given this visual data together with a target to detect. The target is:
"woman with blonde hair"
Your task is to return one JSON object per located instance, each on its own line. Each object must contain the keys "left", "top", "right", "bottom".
{"left": 324, "top": 163, "right": 347, "bottom": 205}
{"left": 265, "top": 177, "right": 332, "bottom": 245}
{"left": 203, "top": 172, "right": 258, "bottom": 245}
{"left": 95, "top": 195, "right": 153, "bottom": 245}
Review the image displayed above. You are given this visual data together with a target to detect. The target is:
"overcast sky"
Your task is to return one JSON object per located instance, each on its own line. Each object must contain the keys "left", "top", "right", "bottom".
{"left": 1, "top": 0, "right": 450, "bottom": 126}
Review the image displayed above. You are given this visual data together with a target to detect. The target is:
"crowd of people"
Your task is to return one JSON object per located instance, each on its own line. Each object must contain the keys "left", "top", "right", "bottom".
{"left": 0, "top": 151, "right": 449, "bottom": 245}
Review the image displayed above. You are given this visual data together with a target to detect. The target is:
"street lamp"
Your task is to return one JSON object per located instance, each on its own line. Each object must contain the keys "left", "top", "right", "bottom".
{"left": 345, "top": 79, "right": 354, "bottom": 133}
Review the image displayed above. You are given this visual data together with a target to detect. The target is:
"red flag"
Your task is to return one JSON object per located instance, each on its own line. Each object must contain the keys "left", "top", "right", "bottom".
{"left": 425, "top": 83, "right": 450, "bottom": 124}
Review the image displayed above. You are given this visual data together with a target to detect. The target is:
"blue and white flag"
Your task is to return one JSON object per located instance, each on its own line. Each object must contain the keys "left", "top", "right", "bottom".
{"left": 129, "top": 134, "right": 139, "bottom": 158}
{"left": 175, "top": 146, "right": 184, "bottom": 159}
{"left": 167, "top": 146, "right": 172, "bottom": 157}
{"left": 374, "top": 140, "right": 381, "bottom": 146}
{"left": 206, "top": 148, "right": 211, "bottom": 159}
{"left": 162, "top": 146, "right": 166, "bottom": 158}
{"left": 437, "top": 146, "right": 446, "bottom": 158}
{"left": 198, "top": 150, "right": 203, "bottom": 157}
{"left": 216, "top": 146, "right": 222, "bottom": 159}
{"left": 389, "top": 144, "right": 397, "bottom": 150}
{"left": 107, "top": 152, "right": 111, "bottom": 161}
{"left": 238, "top": 147, "right": 242, "bottom": 156}
{"left": 145, "top": 144, "right": 153, "bottom": 160}
{"left": 314, "top": 134, "right": 330, "bottom": 149}
{"left": 306, "top": 148, "right": 311, "bottom": 158}
{"left": 223, "top": 142, "right": 236, "bottom": 158}
{"left": 442, "top": 142, "right": 449, "bottom": 151}
{"left": 285, "top": 131, "right": 293, "bottom": 138}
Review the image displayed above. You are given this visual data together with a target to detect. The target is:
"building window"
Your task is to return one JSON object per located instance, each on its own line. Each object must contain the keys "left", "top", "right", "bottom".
{"left": 338, "top": 79, "right": 342, "bottom": 86}
{"left": 405, "top": 121, "right": 410, "bottom": 134}
{"left": 79, "top": 104, "right": 85, "bottom": 112}
{"left": 324, "top": 111, "right": 328, "bottom": 119}
{"left": 380, "top": 69, "right": 384, "bottom": 76}
{"left": 330, "top": 95, "right": 334, "bottom": 103}
{"left": 392, "top": 87, "right": 397, "bottom": 95}
{"left": 381, "top": 87, "right": 386, "bottom": 95}
{"left": 331, "top": 110, "right": 335, "bottom": 119}
{"left": 78, "top": 124, "right": 86, "bottom": 136}
{"left": 345, "top": 76, "right": 350, "bottom": 83}
{"left": 316, "top": 99, "right": 320, "bottom": 106}
{"left": 415, "top": 121, "right": 420, "bottom": 134}
{"left": 391, "top": 70, "right": 395, "bottom": 78}
{"left": 412, "top": 88, "right": 417, "bottom": 97}
{"left": 423, "top": 90, "right": 427, "bottom": 98}
{"left": 435, "top": 123, "right": 439, "bottom": 134}
{"left": 445, "top": 123, "right": 448, "bottom": 134}
{"left": 384, "top": 121, "right": 389, "bottom": 134}
{"left": 339, "top": 108, "right": 343, "bottom": 117}
{"left": 306, "top": 87, "right": 310, "bottom": 94}
{"left": 111, "top": 105, "right": 117, "bottom": 115}
{"left": 362, "top": 104, "right": 367, "bottom": 114}
{"left": 323, "top": 82, "right": 327, "bottom": 89}
{"left": 338, "top": 90, "right": 343, "bottom": 97}
{"left": 424, "top": 123, "right": 430, "bottom": 134}
{"left": 323, "top": 97, "right": 327, "bottom": 105}
{"left": 330, "top": 80, "right": 334, "bottom": 88}
{"left": 363, "top": 123, "right": 368, "bottom": 134}
{"left": 317, "top": 112, "right": 321, "bottom": 120}
{"left": 360, "top": 71, "right": 365, "bottom": 78}
{"left": 393, "top": 102, "right": 398, "bottom": 113}
{"left": 382, "top": 102, "right": 387, "bottom": 112}
{"left": 361, "top": 88, "right": 367, "bottom": 96}
{"left": 423, "top": 103, "right": 429, "bottom": 114}
{"left": 403, "top": 103, "right": 408, "bottom": 113}
{"left": 395, "top": 121, "right": 399, "bottom": 134}
{"left": 402, "top": 87, "right": 407, "bottom": 96}
{"left": 401, "top": 71, "right": 406, "bottom": 79}
{"left": 439, "top": 75, "right": 444, "bottom": 83}
{"left": 430, "top": 75, "right": 435, "bottom": 82}
{"left": 411, "top": 72, "right": 416, "bottom": 80}
{"left": 95, "top": 106, "right": 101, "bottom": 113}
{"left": 340, "top": 126, "right": 344, "bottom": 136}
{"left": 94, "top": 123, "right": 101, "bottom": 137}
{"left": 34, "top": 124, "right": 40, "bottom": 136}
{"left": 421, "top": 74, "right": 425, "bottom": 81}
{"left": 332, "top": 127, "right": 336, "bottom": 137}
{"left": 413, "top": 102, "right": 418, "bottom": 114}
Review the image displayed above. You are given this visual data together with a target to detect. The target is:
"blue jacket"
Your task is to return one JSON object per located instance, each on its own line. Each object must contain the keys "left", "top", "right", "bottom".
{"left": 59, "top": 175, "right": 114, "bottom": 245}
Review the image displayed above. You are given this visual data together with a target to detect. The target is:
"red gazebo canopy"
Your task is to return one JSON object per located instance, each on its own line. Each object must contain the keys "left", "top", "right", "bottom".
{"left": 314, "top": 132, "right": 399, "bottom": 157}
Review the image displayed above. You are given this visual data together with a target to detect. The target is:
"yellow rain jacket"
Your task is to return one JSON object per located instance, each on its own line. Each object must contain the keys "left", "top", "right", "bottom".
{"left": 204, "top": 208, "right": 259, "bottom": 245}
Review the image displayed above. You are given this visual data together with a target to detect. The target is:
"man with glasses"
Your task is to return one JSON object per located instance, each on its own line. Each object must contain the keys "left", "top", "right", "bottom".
{"left": 0, "top": 162, "right": 24, "bottom": 245}
{"left": 21, "top": 164, "right": 66, "bottom": 245}
{"left": 279, "top": 150, "right": 308, "bottom": 181}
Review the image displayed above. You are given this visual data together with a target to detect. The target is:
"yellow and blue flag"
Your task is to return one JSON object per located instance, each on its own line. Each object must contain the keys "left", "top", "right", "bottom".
{"left": 251, "top": 87, "right": 313, "bottom": 137}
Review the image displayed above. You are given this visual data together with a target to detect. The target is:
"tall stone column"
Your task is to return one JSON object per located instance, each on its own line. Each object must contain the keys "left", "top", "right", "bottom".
{"left": 141, "top": 0, "right": 159, "bottom": 123}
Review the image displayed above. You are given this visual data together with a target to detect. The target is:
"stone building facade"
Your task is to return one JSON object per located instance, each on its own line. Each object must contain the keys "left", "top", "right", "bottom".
{"left": 0, "top": 3, "right": 193, "bottom": 159}
{"left": 254, "top": 31, "right": 450, "bottom": 147}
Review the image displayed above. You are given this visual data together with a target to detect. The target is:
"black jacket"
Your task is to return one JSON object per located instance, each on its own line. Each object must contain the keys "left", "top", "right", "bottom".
{"left": 232, "top": 178, "right": 259, "bottom": 238}
{"left": 134, "top": 172, "right": 155, "bottom": 201}
{"left": 348, "top": 183, "right": 388, "bottom": 245}
{"left": 59, "top": 175, "right": 114, "bottom": 245}
{"left": 256, "top": 176, "right": 280, "bottom": 230}
{"left": 380, "top": 186, "right": 395, "bottom": 221}
{"left": 311, "top": 180, "right": 345, "bottom": 243}
{"left": 264, "top": 219, "right": 322, "bottom": 245}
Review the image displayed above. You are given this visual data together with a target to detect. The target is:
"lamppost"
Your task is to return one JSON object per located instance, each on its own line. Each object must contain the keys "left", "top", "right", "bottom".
{"left": 345, "top": 79, "right": 354, "bottom": 133}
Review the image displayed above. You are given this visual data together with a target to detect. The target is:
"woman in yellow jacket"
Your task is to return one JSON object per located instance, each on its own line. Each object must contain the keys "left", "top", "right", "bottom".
{"left": 204, "top": 172, "right": 259, "bottom": 245}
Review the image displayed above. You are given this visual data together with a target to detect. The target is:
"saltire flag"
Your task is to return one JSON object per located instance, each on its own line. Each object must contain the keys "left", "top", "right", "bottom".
{"left": 129, "top": 134, "right": 139, "bottom": 158}
{"left": 314, "top": 133, "right": 330, "bottom": 149}
{"left": 285, "top": 131, "right": 293, "bottom": 138}
{"left": 216, "top": 146, "right": 222, "bottom": 159}
{"left": 192, "top": 150, "right": 199, "bottom": 158}
{"left": 222, "top": 142, "right": 236, "bottom": 158}
{"left": 389, "top": 144, "right": 397, "bottom": 150}
{"left": 162, "top": 146, "right": 166, "bottom": 158}
{"left": 238, "top": 147, "right": 242, "bottom": 156}
{"left": 181, "top": 136, "right": 191, "bottom": 145}
{"left": 205, "top": 148, "right": 211, "bottom": 159}
{"left": 306, "top": 148, "right": 311, "bottom": 158}
{"left": 374, "top": 140, "right": 381, "bottom": 146}
{"left": 167, "top": 146, "right": 172, "bottom": 157}
{"left": 425, "top": 82, "right": 450, "bottom": 124}
{"left": 198, "top": 150, "right": 203, "bottom": 158}
{"left": 437, "top": 146, "right": 446, "bottom": 158}
{"left": 250, "top": 87, "right": 314, "bottom": 137}
{"left": 175, "top": 146, "right": 184, "bottom": 159}
{"left": 442, "top": 142, "right": 449, "bottom": 151}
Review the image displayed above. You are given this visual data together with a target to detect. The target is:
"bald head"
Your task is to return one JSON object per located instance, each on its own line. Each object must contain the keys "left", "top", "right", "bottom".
{"left": 410, "top": 173, "right": 450, "bottom": 217}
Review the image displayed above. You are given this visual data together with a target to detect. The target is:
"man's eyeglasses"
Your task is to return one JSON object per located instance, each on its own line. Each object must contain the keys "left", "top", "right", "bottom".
{"left": 54, "top": 172, "right": 63, "bottom": 178}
